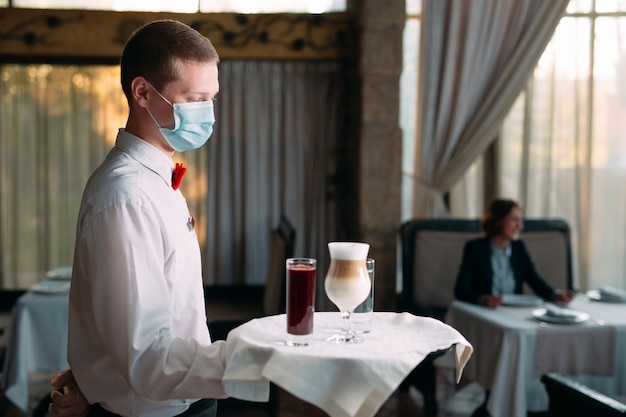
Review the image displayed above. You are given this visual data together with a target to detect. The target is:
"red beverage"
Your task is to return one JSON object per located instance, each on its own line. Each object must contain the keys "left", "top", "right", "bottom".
{"left": 286, "top": 264, "right": 316, "bottom": 335}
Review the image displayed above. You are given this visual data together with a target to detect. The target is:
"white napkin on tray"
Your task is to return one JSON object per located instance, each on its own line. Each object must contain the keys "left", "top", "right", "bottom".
{"left": 222, "top": 312, "right": 472, "bottom": 417}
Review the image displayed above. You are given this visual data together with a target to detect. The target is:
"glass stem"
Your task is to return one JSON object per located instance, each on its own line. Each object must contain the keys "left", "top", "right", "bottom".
{"left": 341, "top": 310, "right": 352, "bottom": 335}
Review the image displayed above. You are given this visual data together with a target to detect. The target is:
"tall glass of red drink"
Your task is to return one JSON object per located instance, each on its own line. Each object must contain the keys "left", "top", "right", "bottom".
{"left": 286, "top": 258, "right": 316, "bottom": 346}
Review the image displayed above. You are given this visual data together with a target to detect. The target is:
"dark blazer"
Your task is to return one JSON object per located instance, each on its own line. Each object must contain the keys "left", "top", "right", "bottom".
{"left": 454, "top": 236, "right": 556, "bottom": 304}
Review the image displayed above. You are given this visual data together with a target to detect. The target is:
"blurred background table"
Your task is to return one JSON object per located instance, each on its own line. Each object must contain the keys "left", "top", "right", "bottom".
{"left": 445, "top": 296, "right": 626, "bottom": 417}
{"left": 1, "top": 291, "right": 69, "bottom": 412}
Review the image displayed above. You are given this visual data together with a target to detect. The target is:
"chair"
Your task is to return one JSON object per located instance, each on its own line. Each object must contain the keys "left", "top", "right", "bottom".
{"left": 397, "top": 218, "right": 573, "bottom": 415}
{"left": 398, "top": 218, "right": 573, "bottom": 319}
{"left": 519, "top": 220, "right": 573, "bottom": 291}
{"left": 541, "top": 372, "right": 626, "bottom": 417}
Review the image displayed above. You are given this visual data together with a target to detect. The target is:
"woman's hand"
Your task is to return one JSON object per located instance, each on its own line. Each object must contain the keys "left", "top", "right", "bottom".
{"left": 48, "top": 369, "right": 89, "bottom": 417}
{"left": 554, "top": 289, "right": 576, "bottom": 304}
{"left": 480, "top": 294, "right": 503, "bottom": 308}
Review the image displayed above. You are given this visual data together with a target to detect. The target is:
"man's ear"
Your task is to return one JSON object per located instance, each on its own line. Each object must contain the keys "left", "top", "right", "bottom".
{"left": 131, "top": 76, "right": 150, "bottom": 108}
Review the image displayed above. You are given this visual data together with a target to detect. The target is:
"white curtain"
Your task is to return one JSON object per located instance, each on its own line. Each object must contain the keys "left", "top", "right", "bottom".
{"left": 496, "top": 13, "right": 626, "bottom": 291}
{"left": 413, "top": 0, "right": 568, "bottom": 217}
{"left": 202, "top": 61, "right": 344, "bottom": 294}
{"left": 0, "top": 65, "right": 125, "bottom": 289}
{"left": 0, "top": 61, "right": 345, "bottom": 296}
{"left": 451, "top": 8, "right": 626, "bottom": 292}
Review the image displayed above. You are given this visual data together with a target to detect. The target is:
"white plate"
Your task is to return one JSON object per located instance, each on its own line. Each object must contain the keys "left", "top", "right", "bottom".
{"left": 587, "top": 290, "right": 626, "bottom": 304}
{"left": 30, "top": 280, "right": 71, "bottom": 294}
{"left": 501, "top": 294, "right": 543, "bottom": 307}
{"left": 46, "top": 266, "right": 72, "bottom": 280}
{"left": 531, "top": 307, "right": 589, "bottom": 324}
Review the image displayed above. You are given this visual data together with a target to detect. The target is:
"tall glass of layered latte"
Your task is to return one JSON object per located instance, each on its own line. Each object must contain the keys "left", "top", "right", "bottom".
{"left": 324, "top": 241, "right": 370, "bottom": 344}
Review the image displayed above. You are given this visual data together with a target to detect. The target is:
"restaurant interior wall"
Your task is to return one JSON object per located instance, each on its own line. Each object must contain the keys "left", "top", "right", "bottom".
{"left": 0, "top": 0, "right": 406, "bottom": 312}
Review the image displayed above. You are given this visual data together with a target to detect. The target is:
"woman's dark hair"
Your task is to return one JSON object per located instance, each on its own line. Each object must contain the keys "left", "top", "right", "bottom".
{"left": 480, "top": 198, "right": 521, "bottom": 236}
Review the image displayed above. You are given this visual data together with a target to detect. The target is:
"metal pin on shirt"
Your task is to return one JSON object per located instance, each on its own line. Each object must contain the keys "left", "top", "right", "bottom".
{"left": 187, "top": 216, "right": 195, "bottom": 231}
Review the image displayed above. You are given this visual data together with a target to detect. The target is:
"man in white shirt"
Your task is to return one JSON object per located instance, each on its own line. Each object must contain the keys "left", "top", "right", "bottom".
{"left": 49, "top": 19, "right": 226, "bottom": 417}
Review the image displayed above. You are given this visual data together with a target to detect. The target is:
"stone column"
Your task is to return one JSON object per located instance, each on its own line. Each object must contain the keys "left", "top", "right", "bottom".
{"left": 348, "top": 0, "right": 405, "bottom": 311}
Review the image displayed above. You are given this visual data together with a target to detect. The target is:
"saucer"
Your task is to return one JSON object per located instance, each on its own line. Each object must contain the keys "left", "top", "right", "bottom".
{"left": 531, "top": 307, "right": 589, "bottom": 324}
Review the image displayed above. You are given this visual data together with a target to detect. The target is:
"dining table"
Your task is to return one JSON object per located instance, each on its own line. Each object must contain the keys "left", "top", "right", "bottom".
{"left": 222, "top": 311, "right": 473, "bottom": 417}
{"left": 443, "top": 295, "right": 626, "bottom": 417}
{"left": 1, "top": 291, "right": 70, "bottom": 412}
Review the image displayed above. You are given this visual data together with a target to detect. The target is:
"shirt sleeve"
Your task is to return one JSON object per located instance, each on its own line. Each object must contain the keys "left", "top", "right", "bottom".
{"left": 76, "top": 198, "right": 228, "bottom": 401}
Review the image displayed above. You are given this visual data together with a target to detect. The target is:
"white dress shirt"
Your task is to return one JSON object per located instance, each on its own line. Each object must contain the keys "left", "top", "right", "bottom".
{"left": 68, "top": 129, "right": 227, "bottom": 417}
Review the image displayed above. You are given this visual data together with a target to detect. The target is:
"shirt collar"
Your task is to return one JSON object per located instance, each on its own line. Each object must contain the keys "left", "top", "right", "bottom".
{"left": 114, "top": 129, "right": 174, "bottom": 187}
{"left": 490, "top": 240, "right": 512, "bottom": 257}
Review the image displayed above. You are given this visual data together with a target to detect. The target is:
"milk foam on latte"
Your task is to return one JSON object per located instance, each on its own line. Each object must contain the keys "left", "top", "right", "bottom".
{"left": 325, "top": 242, "right": 370, "bottom": 311}
{"left": 328, "top": 242, "right": 370, "bottom": 260}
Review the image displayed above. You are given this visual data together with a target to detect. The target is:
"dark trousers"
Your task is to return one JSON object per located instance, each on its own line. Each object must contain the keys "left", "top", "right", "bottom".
{"left": 89, "top": 399, "right": 217, "bottom": 417}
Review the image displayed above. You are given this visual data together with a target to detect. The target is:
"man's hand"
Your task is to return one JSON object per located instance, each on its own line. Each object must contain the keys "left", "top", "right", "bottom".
{"left": 48, "top": 369, "right": 89, "bottom": 417}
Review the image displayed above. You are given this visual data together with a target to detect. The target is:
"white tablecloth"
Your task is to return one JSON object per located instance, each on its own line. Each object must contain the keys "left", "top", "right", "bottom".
{"left": 444, "top": 296, "right": 626, "bottom": 417}
{"left": 1, "top": 292, "right": 69, "bottom": 412}
{"left": 222, "top": 311, "right": 473, "bottom": 417}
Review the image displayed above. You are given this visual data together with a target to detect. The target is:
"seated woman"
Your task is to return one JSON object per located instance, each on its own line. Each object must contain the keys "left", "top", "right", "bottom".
{"left": 454, "top": 198, "right": 575, "bottom": 308}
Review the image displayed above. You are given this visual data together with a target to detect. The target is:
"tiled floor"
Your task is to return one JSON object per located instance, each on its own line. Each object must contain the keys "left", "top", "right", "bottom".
{"left": 0, "top": 369, "right": 486, "bottom": 417}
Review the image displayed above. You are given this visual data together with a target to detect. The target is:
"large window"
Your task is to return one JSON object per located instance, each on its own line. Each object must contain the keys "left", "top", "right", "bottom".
{"left": 497, "top": 1, "right": 626, "bottom": 290}
{"left": 400, "top": 0, "right": 421, "bottom": 219}
{"left": 401, "top": 0, "right": 626, "bottom": 291}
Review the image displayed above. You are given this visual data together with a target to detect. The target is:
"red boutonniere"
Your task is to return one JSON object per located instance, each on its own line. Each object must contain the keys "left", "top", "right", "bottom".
{"left": 171, "top": 162, "right": 187, "bottom": 190}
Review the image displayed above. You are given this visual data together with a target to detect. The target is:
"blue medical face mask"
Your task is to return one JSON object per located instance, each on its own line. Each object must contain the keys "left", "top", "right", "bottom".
{"left": 146, "top": 84, "right": 215, "bottom": 152}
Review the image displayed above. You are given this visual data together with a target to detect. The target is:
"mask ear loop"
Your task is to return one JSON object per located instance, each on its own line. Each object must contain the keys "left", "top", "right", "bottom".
{"left": 147, "top": 82, "right": 174, "bottom": 106}
{"left": 146, "top": 107, "right": 164, "bottom": 129}
{"left": 145, "top": 82, "right": 174, "bottom": 130}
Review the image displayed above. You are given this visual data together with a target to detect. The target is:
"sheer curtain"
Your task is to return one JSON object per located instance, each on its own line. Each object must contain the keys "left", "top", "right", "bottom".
{"left": 203, "top": 61, "right": 345, "bottom": 295}
{"left": 412, "top": 0, "right": 568, "bottom": 217}
{"left": 451, "top": 5, "right": 626, "bottom": 292}
{"left": 0, "top": 65, "right": 125, "bottom": 289}
{"left": 0, "top": 61, "right": 345, "bottom": 295}
{"left": 492, "top": 11, "right": 626, "bottom": 291}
